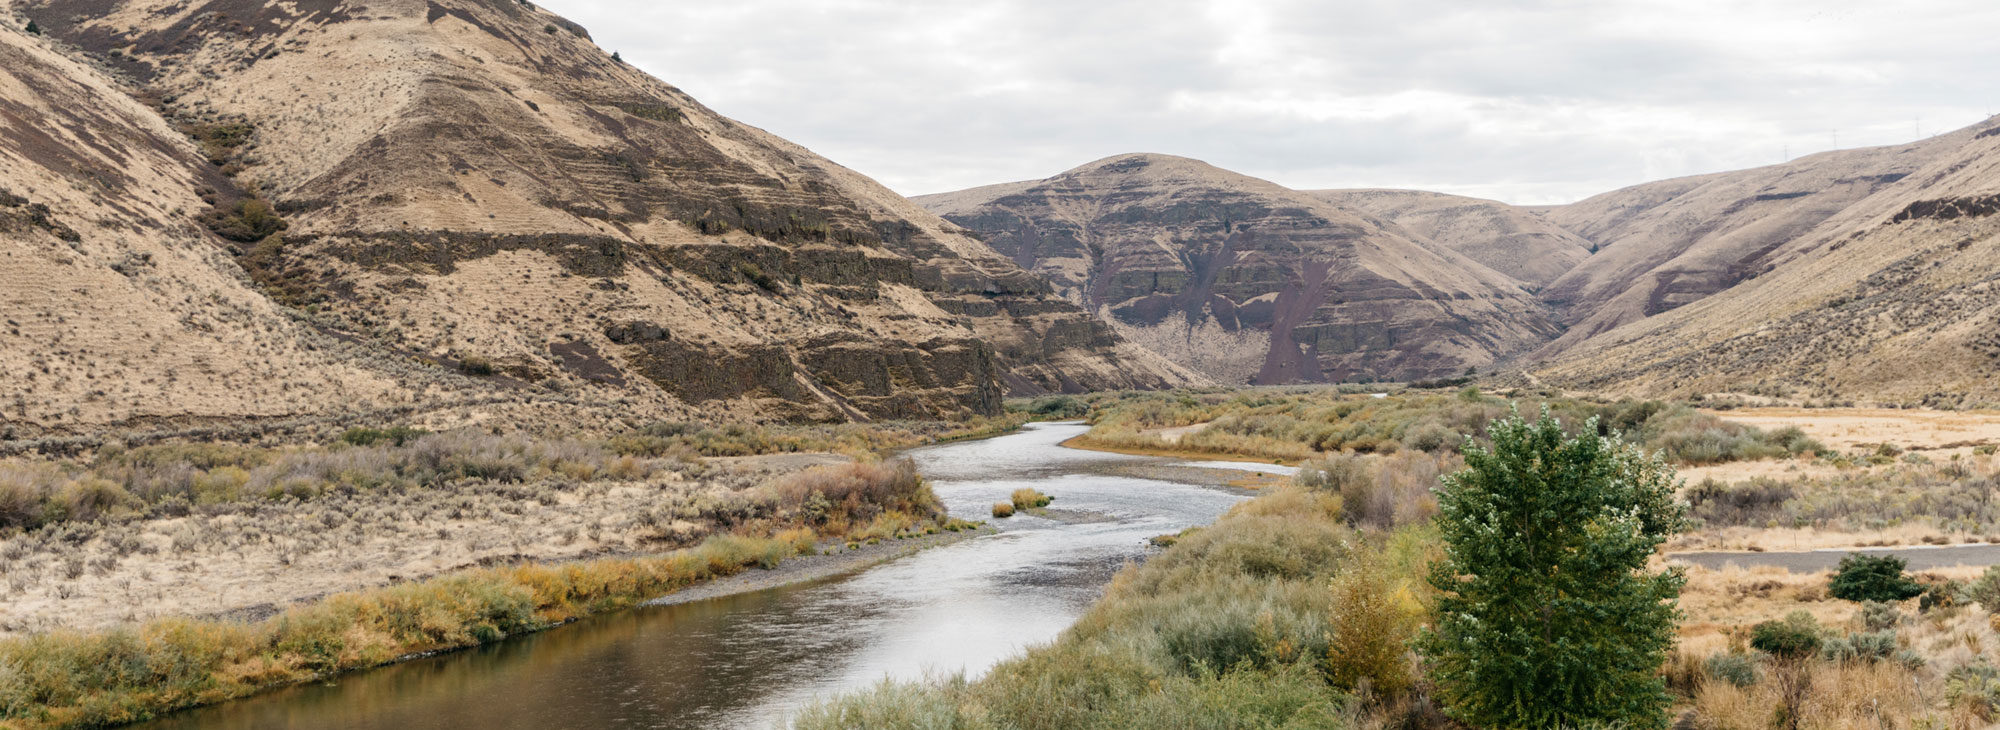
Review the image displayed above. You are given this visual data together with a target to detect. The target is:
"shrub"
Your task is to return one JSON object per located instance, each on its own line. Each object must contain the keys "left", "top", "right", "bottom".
{"left": 1859, "top": 601, "right": 1901, "bottom": 631}
{"left": 459, "top": 355, "right": 497, "bottom": 376}
{"left": 0, "top": 472, "right": 41, "bottom": 528}
{"left": 1015, "top": 395, "right": 1089, "bottom": 420}
{"left": 1323, "top": 556, "right": 1421, "bottom": 694}
{"left": 1010, "top": 488, "right": 1051, "bottom": 510}
{"left": 200, "top": 197, "right": 287, "bottom": 242}
{"left": 1947, "top": 662, "right": 2000, "bottom": 718}
{"left": 1703, "top": 652, "right": 1758, "bottom": 687}
{"left": 1969, "top": 565, "right": 2000, "bottom": 611}
{"left": 1685, "top": 477, "right": 1795, "bottom": 527}
{"left": 1750, "top": 611, "right": 1823, "bottom": 658}
{"left": 1849, "top": 630, "right": 1897, "bottom": 660}
{"left": 54, "top": 478, "right": 140, "bottom": 523}
{"left": 764, "top": 460, "right": 936, "bottom": 530}
{"left": 1922, "top": 580, "right": 1963, "bottom": 612}
{"left": 737, "top": 262, "right": 780, "bottom": 291}
{"left": 340, "top": 426, "right": 430, "bottom": 447}
{"left": 1294, "top": 454, "right": 1366, "bottom": 494}
{"left": 1828, "top": 553, "right": 1924, "bottom": 602}
{"left": 1417, "top": 411, "right": 1687, "bottom": 728}
{"left": 991, "top": 502, "right": 1014, "bottom": 518}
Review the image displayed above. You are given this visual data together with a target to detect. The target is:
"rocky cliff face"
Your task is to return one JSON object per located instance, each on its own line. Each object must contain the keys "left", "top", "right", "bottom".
{"left": 3, "top": 0, "right": 1194, "bottom": 441}
{"left": 917, "top": 154, "right": 1559, "bottom": 384}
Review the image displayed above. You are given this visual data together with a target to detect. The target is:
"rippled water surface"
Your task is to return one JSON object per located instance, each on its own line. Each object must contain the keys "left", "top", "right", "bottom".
{"left": 137, "top": 423, "right": 1253, "bottom": 729}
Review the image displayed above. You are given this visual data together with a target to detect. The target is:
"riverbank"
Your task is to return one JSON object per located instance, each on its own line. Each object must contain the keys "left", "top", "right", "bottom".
{"left": 645, "top": 526, "right": 990, "bottom": 609}
{"left": 0, "top": 454, "right": 975, "bottom": 730}
{"left": 0, "top": 452, "right": 848, "bottom": 637}
{"left": 1056, "top": 433, "right": 1302, "bottom": 467}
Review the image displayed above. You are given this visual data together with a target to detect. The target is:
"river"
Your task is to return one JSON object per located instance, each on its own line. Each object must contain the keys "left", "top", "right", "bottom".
{"left": 134, "top": 422, "right": 1290, "bottom": 730}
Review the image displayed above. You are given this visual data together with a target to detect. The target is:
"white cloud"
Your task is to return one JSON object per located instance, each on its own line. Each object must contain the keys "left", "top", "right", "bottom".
{"left": 553, "top": 0, "right": 2000, "bottom": 204}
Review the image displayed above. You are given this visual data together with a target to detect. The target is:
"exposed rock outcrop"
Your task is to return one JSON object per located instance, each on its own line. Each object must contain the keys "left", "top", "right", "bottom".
{"left": 918, "top": 154, "right": 1559, "bottom": 384}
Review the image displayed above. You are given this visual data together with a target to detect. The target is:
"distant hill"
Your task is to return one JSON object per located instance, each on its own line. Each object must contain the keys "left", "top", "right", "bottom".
{"left": 1309, "top": 189, "right": 1593, "bottom": 290}
{"left": 1529, "top": 117, "right": 2000, "bottom": 407}
{"left": 916, "top": 154, "right": 1560, "bottom": 384}
{"left": 1, "top": 0, "right": 1196, "bottom": 444}
{"left": 925, "top": 117, "right": 2000, "bottom": 406}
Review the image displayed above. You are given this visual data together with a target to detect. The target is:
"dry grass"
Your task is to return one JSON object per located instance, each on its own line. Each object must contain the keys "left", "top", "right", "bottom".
{"left": 1679, "top": 452, "right": 2000, "bottom": 541}
{"left": 0, "top": 431, "right": 661, "bottom": 532}
{"left": 1713, "top": 407, "right": 2000, "bottom": 460}
{"left": 1069, "top": 388, "right": 1820, "bottom": 466}
{"left": 606, "top": 416, "right": 1028, "bottom": 460}
{"left": 0, "top": 457, "right": 956, "bottom": 728}
{"left": 1671, "top": 562, "right": 2000, "bottom": 727}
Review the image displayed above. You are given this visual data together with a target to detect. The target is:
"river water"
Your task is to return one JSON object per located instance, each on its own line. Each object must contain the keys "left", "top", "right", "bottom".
{"left": 135, "top": 422, "right": 1289, "bottom": 729}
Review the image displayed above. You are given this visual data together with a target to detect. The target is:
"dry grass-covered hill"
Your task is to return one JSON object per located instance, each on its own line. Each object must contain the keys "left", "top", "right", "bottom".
{"left": 1530, "top": 141, "right": 1939, "bottom": 355}
{"left": 916, "top": 154, "right": 1560, "bottom": 385}
{"left": 0, "top": 12, "right": 493, "bottom": 446}
{"left": 1529, "top": 117, "right": 2000, "bottom": 407}
{"left": 1310, "top": 188, "right": 1594, "bottom": 291}
{"left": 0, "top": 0, "right": 1196, "bottom": 447}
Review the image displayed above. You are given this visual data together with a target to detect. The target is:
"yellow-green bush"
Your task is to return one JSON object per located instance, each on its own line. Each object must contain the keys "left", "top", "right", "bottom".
{"left": 1009, "top": 488, "right": 1051, "bottom": 510}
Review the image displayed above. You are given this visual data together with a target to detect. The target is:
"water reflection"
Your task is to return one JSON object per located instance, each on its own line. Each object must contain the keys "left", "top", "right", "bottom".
{"left": 136, "top": 422, "right": 1247, "bottom": 730}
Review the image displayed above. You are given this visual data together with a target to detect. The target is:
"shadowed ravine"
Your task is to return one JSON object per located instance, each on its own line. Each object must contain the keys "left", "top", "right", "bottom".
{"left": 131, "top": 423, "right": 1288, "bottom": 729}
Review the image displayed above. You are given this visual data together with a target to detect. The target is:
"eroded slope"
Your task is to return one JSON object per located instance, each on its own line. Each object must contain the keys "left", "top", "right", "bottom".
{"left": 0, "top": 18, "right": 509, "bottom": 443}
{"left": 918, "top": 154, "right": 1558, "bottom": 384}
{"left": 1533, "top": 117, "right": 2000, "bottom": 406}
{"left": 10, "top": 0, "right": 1193, "bottom": 435}
{"left": 1311, "top": 189, "right": 1592, "bottom": 290}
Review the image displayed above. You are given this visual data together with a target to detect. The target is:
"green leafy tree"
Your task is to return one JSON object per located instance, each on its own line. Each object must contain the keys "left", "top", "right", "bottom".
{"left": 25, "top": 19, "right": 41, "bottom": 35}
{"left": 1828, "top": 553, "right": 1924, "bottom": 602}
{"left": 1416, "top": 410, "right": 1689, "bottom": 728}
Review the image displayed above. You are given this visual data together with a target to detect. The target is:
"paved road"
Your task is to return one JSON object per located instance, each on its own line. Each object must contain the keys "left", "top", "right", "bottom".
{"left": 1669, "top": 544, "right": 2000, "bottom": 572}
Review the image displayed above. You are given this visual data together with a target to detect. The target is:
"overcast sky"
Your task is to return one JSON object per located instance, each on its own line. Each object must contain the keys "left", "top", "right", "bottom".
{"left": 557, "top": 0, "right": 2000, "bottom": 205}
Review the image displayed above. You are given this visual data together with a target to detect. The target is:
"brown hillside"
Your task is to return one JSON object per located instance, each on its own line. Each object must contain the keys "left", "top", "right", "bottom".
{"left": 0, "top": 17, "right": 510, "bottom": 445}
{"left": 916, "top": 154, "right": 1559, "bottom": 384}
{"left": 1532, "top": 116, "right": 2000, "bottom": 406}
{"left": 1311, "top": 188, "right": 1593, "bottom": 289}
{"left": 4, "top": 0, "right": 1195, "bottom": 442}
{"left": 1534, "top": 141, "right": 1942, "bottom": 355}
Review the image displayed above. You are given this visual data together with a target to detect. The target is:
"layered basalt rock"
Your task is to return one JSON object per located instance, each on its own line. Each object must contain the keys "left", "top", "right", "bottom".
{"left": 918, "top": 154, "right": 1558, "bottom": 384}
